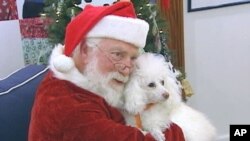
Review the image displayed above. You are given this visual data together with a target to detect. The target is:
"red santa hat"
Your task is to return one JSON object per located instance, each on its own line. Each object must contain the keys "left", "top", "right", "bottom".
{"left": 64, "top": 1, "right": 149, "bottom": 56}
{"left": 51, "top": 1, "right": 149, "bottom": 74}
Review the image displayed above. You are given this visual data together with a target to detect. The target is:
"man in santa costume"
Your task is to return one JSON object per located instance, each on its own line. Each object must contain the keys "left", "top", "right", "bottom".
{"left": 28, "top": 1, "right": 185, "bottom": 141}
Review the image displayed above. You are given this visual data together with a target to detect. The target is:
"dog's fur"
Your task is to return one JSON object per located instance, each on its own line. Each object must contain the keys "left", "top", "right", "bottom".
{"left": 122, "top": 53, "right": 217, "bottom": 141}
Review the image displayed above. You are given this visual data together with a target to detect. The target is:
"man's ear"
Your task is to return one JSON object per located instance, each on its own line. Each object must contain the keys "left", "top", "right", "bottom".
{"left": 80, "top": 42, "right": 89, "bottom": 64}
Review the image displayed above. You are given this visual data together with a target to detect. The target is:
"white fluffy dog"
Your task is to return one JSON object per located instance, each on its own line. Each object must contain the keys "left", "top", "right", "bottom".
{"left": 122, "top": 53, "right": 217, "bottom": 141}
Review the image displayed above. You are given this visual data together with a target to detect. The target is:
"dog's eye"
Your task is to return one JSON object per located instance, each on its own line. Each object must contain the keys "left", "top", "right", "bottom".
{"left": 148, "top": 82, "right": 156, "bottom": 88}
{"left": 161, "top": 80, "right": 164, "bottom": 85}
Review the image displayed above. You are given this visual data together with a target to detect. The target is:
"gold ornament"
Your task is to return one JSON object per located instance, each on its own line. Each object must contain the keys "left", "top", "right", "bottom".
{"left": 181, "top": 79, "right": 194, "bottom": 97}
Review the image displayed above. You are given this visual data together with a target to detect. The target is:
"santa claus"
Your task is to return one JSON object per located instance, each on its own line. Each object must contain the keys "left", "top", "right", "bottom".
{"left": 28, "top": 1, "right": 185, "bottom": 141}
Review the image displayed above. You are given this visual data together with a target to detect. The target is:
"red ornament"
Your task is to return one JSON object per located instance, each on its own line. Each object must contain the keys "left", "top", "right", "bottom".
{"left": 159, "top": 0, "right": 170, "bottom": 11}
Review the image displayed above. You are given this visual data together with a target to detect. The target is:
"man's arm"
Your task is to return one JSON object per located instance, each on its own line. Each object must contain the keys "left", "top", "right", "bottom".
{"left": 61, "top": 101, "right": 185, "bottom": 141}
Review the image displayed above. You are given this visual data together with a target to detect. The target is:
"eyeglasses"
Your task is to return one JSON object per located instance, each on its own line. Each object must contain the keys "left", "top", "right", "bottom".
{"left": 97, "top": 47, "right": 135, "bottom": 72}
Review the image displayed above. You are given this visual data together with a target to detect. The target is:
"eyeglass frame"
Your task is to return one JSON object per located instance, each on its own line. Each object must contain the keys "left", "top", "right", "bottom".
{"left": 87, "top": 42, "right": 138, "bottom": 72}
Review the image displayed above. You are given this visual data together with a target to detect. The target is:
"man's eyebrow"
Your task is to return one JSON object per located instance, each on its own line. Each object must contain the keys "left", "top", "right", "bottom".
{"left": 108, "top": 47, "right": 137, "bottom": 56}
{"left": 108, "top": 47, "right": 125, "bottom": 52}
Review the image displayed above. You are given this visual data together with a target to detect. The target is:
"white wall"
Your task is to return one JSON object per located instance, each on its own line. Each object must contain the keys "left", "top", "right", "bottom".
{"left": 81, "top": 0, "right": 115, "bottom": 6}
{"left": 16, "top": 0, "right": 25, "bottom": 19}
{"left": 0, "top": 20, "right": 24, "bottom": 79}
{"left": 0, "top": 0, "right": 25, "bottom": 78}
{"left": 183, "top": 1, "right": 250, "bottom": 141}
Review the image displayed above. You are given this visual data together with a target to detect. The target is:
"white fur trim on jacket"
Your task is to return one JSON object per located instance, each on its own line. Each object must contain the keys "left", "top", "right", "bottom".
{"left": 87, "top": 15, "right": 149, "bottom": 48}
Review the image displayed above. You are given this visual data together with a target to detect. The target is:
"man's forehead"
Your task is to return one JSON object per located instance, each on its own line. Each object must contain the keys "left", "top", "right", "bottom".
{"left": 99, "top": 39, "right": 139, "bottom": 53}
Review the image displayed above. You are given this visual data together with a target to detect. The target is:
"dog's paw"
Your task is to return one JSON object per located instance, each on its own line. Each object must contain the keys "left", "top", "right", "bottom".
{"left": 150, "top": 130, "right": 165, "bottom": 141}
{"left": 140, "top": 129, "right": 148, "bottom": 135}
{"left": 124, "top": 100, "right": 145, "bottom": 114}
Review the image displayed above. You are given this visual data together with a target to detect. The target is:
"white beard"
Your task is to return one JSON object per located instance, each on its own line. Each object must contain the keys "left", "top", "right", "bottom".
{"left": 83, "top": 57, "right": 127, "bottom": 109}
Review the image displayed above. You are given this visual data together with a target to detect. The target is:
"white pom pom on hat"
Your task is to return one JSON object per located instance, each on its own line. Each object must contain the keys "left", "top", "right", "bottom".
{"left": 50, "top": 44, "right": 75, "bottom": 73}
{"left": 52, "top": 54, "right": 74, "bottom": 73}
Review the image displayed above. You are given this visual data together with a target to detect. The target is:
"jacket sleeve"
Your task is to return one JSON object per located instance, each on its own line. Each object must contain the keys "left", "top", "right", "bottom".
{"left": 61, "top": 101, "right": 154, "bottom": 141}
{"left": 61, "top": 100, "right": 185, "bottom": 141}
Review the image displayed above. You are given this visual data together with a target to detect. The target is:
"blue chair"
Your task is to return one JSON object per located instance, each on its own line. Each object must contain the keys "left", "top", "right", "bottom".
{"left": 0, "top": 65, "right": 48, "bottom": 141}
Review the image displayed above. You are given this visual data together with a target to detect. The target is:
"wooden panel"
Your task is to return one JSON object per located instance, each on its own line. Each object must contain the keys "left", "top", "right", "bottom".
{"left": 163, "top": 0, "right": 185, "bottom": 71}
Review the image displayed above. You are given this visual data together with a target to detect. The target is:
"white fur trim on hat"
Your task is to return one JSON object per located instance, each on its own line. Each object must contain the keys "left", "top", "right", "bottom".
{"left": 87, "top": 15, "right": 149, "bottom": 48}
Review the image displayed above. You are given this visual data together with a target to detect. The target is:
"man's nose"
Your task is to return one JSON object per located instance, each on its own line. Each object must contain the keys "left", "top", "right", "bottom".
{"left": 119, "top": 67, "right": 131, "bottom": 76}
{"left": 118, "top": 59, "right": 134, "bottom": 76}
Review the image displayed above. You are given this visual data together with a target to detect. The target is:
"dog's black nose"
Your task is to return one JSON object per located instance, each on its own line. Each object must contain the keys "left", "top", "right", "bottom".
{"left": 163, "top": 92, "right": 169, "bottom": 99}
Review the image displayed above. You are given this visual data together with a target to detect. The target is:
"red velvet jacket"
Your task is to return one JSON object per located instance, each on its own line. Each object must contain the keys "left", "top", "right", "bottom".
{"left": 28, "top": 72, "right": 185, "bottom": 141}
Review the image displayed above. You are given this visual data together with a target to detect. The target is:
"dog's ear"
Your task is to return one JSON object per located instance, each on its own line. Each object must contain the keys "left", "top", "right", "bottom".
{"left": 123, "top": 76, "right": 146, "bottom": 114}
{"left": 134, "top": 62, "right": 140, "bottom": 70}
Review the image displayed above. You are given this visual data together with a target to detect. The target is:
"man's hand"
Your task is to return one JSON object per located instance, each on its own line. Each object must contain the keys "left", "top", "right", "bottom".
{"left": 163, "top": 123, "right": 185, "bottom": 141}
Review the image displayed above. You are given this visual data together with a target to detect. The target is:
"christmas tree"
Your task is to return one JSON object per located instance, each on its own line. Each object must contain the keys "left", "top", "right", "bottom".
{"left": 43, "top": 0, "right": 82, "bottom": 45}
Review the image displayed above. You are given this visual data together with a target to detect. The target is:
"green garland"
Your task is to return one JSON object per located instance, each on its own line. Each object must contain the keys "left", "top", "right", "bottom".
{"left": 133, "top": 0, "right": 169, "bottom": 54}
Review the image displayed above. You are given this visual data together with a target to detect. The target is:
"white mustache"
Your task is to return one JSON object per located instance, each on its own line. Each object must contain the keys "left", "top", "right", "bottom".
{"left": 110, "top": 72, "right": 129, "bottom": 83}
